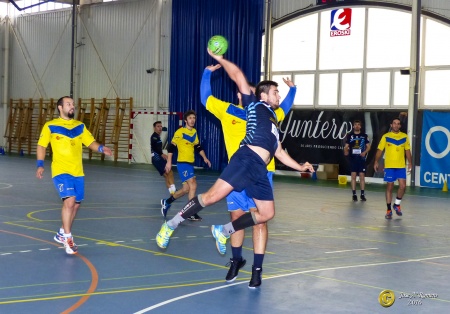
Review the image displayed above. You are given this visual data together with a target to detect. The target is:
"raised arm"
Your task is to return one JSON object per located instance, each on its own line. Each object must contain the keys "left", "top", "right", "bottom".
{"left": 207, "top": 49, "right": 252, "bottom": 96}
{"left": 200, "top": 64, "right": 222, "bottom": 106}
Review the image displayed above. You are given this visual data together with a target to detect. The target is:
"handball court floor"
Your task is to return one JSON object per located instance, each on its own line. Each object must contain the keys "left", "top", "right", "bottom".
{"left": 0, "top": 154, "right": 449, "bottom": 314}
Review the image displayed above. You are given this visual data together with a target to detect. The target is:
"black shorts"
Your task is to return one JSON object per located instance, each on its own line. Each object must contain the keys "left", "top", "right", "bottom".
{"left": 349, "top": 157, "right": 366, "bottom": 174}
{"left": 219, "top": 146, "right": 273, "bottom": 201}
{"left": 152, "top": 155, "right": 167, "bottom": 176}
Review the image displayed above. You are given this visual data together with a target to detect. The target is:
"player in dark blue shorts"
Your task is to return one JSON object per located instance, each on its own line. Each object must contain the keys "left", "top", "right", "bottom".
{"left": 151, "top": 121, "right": 177, "bottom": 195}
{"left": 156, "top": 80, "right": 315, "bottom": 256}
{"left": 344, "top": 120, "right": 371, "bottom": 201}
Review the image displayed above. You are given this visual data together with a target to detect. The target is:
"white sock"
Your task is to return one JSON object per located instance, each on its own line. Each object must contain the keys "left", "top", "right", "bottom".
{"left": 169, "top": 184, "right": 176, "bottom": 194}
{"left": 63, "top": 233, "right": 72, "bottom": 239}
{"left": 59, "top": 228, "right": 64, "bottom": 234}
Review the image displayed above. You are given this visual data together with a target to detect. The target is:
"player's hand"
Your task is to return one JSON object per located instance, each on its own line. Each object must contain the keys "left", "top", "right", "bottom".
{"left": 204, "top": 158, "right": 211, "bottom": 168}
{"left": 36, "top": 167, "right": 44, "bottom": 179}
{"left": 165, "top": 163, "right": 172, "bottom": 173}
{"left": 162, "top": 154, "right": 168, "bottom": 161}
{"left": 282, "top": 77, "right": 295, "bottom": 87}
{"left": 301, "top": 162, "right": 315, "bottom": 173}
{"left": 207, "top": 48, "right": 223, "bottom": 60}
{"left": 374, "top": 161, "right": 379, "bottom": 172}
{"left": 360, "top": 151, "right": 367, "bottom": 157}
{"left": 206, "top": 64, "right": 221, "bottom": 72}
{"left": 103, "top": 146, "right": 113, "bottom": 156}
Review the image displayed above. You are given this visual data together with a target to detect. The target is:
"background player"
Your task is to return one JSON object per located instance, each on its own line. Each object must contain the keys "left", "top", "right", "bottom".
{"left": 344, "top": 120, "right": 371, "bottom": 201}
{"left": 374, "top": 118, "right": 412, "bottom": 219}
{"left": 151, "top": 121, "right": 177, "bottom": 197}
{"left": 161, "top": 110, "right": 211, "bottom": 221}
{"left": 36, "top": 96, "right": 112, "bottom": 255}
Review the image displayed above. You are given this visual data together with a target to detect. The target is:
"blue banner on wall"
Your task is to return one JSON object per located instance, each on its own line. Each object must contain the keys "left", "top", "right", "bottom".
{"left": 420, "top": 111, "right": 450, "bottom": 188}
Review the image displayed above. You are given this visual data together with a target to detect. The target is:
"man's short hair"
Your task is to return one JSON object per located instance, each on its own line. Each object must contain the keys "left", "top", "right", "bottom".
{"left": 255, "top": 80, "right": 278, "bottom": 100}
{"left": 391, "top": 117, "right": 401, "bottom": 124}
{"left": 56, "top": 96, "right": 71, "bottom": 113}
{"left": 353, "top": 120, "right": 361, "bottom": 125}
{"left": 184, "top": 110, "right": 196, "bottom": 121}
{"left": 153, "top": 121, "right": 162, "bottom": 127}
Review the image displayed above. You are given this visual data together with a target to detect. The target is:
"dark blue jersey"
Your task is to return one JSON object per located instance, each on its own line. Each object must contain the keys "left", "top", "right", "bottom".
{"left": 240, "top": 101, "right": 279, "bottom": 158}
{"left": 150, "top": 132, "right": 163, "bottom": 158}
{"left": 346, "top": 132, "right": 370, "bottom": 159}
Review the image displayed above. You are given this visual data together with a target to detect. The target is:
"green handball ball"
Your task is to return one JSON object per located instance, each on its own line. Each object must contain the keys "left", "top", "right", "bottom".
{"left": 208, "top": 35, "right": 228, "bottom": 56}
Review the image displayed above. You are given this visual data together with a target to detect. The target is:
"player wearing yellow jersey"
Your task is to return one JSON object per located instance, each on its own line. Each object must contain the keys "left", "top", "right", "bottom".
{"left": 374, "top": 118, "right": 412, "bottom": 219}
{"left": 36, "top": 96, "right": 112, "bottom": 255}
{"left": 161, "top": 110, "right": 211, "bottom": 221}
{"left": 200, "top": 60, "right": 297, "bottom": 288}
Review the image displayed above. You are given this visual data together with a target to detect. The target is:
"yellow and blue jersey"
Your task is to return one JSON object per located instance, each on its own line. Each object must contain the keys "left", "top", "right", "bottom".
{"left": 38, "top": 118, "right": 95, "bottom": 177}
{"left": 377, "top": 131, "right": 410, "bottom": 168}
{"left": 171, "top": 127, "right": 199, "bottom": 163}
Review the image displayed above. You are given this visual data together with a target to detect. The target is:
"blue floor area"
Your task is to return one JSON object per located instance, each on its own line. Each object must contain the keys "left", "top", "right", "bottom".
{"left": 0, "top": 155, "right": 449, "bottom": 313}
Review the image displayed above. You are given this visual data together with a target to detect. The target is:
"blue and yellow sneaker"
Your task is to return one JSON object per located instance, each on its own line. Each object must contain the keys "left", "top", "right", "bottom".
{"left": 161, "top": 199, "right": 171, "bottom": 218}
{"left": 211, "top": 225, "right": 229, "bottom": 255}
{"left": 156, "top": 222, "right": 174, "bottom": 249}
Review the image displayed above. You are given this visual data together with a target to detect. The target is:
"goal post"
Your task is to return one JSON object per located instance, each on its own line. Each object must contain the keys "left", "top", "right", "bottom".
{"left": 129, "top": 109, "right": 183, "bottom": 164}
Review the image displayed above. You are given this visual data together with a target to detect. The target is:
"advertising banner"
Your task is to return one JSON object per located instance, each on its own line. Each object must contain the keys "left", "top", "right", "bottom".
{"left": 420, "top": 111, "right": 450, "bottom": 188}
{"left": 276, "top": 110, "right": 406, "bottom": 176}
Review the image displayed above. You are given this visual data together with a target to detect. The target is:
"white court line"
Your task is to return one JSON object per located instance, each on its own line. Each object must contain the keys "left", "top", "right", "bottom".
{"left": 134, "top": 254, "right": 450, "bottom": 313}
{"left": 325, "top": 248, "right": 378, "bottom": 254}
{"left": 0, "top": 183, "right": 13, "bottom": 189}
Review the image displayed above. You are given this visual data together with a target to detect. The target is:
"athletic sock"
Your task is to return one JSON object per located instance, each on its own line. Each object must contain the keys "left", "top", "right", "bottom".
{"left": 59, "top": 228, "right": 64, "bottom": 234}
{"left": 63, "top": 232, "right": 72, "bottom": 239}
{"left": 361, "top": 190, "right": 365, "bottom": 196}
{"left": 167, "top": 213, "right": 184, "bottom": 229}
{"left": 227, "top": 212, "right": 258, "bottom": 235}
{"left": 231, "top": 246, "right": 243, "bottom": 261}
{"left": 394, "top": 197, "right": 402, "bottom": 205}
{"left": 169, "top": 184, "right": 176, "bottom": 194}
{"left": 166, "top": 195, "right": 176, "bottom": 205}
{"left": 253, "top": 254, "right": 264, "bottom": 269}
{"left": 352, "top": 190, "right": 356, "bottom": 195}
{"left": 387, "top": 203, "right": 392, "bottom": 211}
{"left": 180, "top": 195, "right": 205, "bottom": 219}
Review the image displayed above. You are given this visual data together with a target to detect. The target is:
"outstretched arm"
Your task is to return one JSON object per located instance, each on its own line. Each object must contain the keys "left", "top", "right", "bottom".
{"left": 207, "top": 49, "right": 252, "bottom": 95}
{"left": 274, "top": 142, "right": 315, "bottom": 172}
{"left": 88, "top": 141, "right": 112, "bottom": 156}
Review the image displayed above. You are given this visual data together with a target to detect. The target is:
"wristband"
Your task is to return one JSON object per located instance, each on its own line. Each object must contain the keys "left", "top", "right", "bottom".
{"left": 98, "top": 145, "right": 104, "bottom": 153}
{"left": 37, "top": 160, "right": 44, "bottom": 168}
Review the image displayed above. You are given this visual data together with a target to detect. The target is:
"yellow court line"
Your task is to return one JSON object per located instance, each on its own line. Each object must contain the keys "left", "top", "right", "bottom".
{"left": 0, "top": 279, "right": 231, "bottom": 305}
{"left": 4, "top": 222, "right": 231, "bottom": 269}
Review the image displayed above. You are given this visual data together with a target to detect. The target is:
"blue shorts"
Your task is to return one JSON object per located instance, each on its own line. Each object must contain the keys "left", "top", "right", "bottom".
{"left": 220, "top": 146, "right": 273, "bottom": 201}
{"left": 226, "top": 172, "right": 274, "bottom": 211}
{"left": 384, "top": 168, "right": 406, "bottom": 183}
{"left": 152, "top": 155, "right": 167, "bottom": 176}
{"left": 52, "top": 174, "right": 84, "bottom": 202}
{"left": 349, "top": 157, "right": 366, "bottom": 174}
{"left": 177, "top": 162, "right": 195, "bottom": 183}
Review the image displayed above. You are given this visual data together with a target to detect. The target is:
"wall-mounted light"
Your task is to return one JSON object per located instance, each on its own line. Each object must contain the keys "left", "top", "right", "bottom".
{"left": 400, "top": 68, "right": 411, "bottom": 75}
{"left": 146, "top": 68, "right": 163, "bottom": 74}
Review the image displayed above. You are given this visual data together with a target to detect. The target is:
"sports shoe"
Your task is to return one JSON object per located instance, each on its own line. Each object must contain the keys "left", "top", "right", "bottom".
{"left": 393, "top": 204, "right": 402, "bottom": 216}
{"left": 248, "top": 266, "right": 262, "bottom": 289}
{"left": 211, "top": 225, "right": 229, "bottom": 255}
{"left": 187, "top": 213, "right": 202, "bottom": 221}
{"left": 225, "top": 258, "right": 246, "bottom": 282}
{"left": 156, "top": 222, "right": 174, "bottom": 249}
{"left": 385, "top": 210, "right": 392, "bottom": 219}
{"left": 161, "top": 199, "right": 171, "bottom": 218}
{"left": 54, "top": 231, "right": 65, "bottom": 244}
{"left": 352, "top": 195, "right": 358, "bottom": 202}
{"left": 360, "top": 195, "right": 367, "bottom": 202}
{"left": 64, "top": 237, "right": 78, "bottom": 255}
